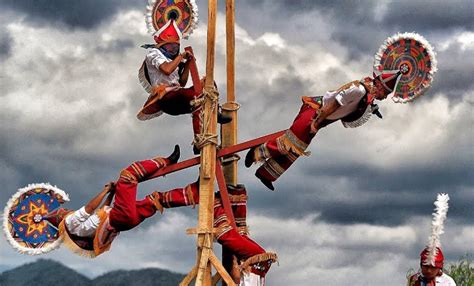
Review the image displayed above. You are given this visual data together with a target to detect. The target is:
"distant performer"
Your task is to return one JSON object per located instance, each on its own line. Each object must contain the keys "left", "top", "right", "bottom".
{"left": 407, "top": 194, "right": 456, "bottom": 286}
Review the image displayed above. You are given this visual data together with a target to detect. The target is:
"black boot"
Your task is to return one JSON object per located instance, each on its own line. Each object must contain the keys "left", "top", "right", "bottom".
{"left": 245, "top": 147, "right": 256, "bottom": 168}
{"left": 256, "top": 172, "right": 275, "bottom": 191}
{"left": 217, "top": 112, "right": 232, "bottom": 124}
{"left": 167, "top": 145, "right": 180, "bottom": 164}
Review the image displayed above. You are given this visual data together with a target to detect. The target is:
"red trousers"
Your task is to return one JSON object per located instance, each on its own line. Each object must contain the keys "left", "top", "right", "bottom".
{"left": 157, "top": 183, "right": 265, "bottom": 261}
{"left": 255, "top": 99, "right": 319, "bottom": 182}
{"left": 158, "top": 87, "right": 202, "bottom": 136}
{"left": 109, "top": 157, "right": 265, "bottom": 261}
{"left": 109, "top": 157, "right": 169, "bottom": 231}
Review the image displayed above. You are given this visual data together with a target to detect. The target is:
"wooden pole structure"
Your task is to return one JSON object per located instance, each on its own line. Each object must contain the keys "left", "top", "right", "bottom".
{"left": 180, "top": 1, "right": 236, "bottom": 285}
{"left": 196, "top": 0, "right": 218, "bottom": 284}
{"left": 222, "top": 0, "right": 238, "bottom": 185}
{"left": 221, "top": 0, "right": 240, "bottom": 284}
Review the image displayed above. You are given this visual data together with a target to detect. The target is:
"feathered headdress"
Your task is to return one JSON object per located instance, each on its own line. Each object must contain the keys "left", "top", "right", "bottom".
{"left": 421, "top": 193, "right": 450, "bottom": 267}
{"left": 374, "top": 32, "right": 437, "bottom": 103}
{"left": 145, "top": 0, "right": 198, "bottom": 39}
{"left": 3, "top": 183, "right": 69, "bottom": 255}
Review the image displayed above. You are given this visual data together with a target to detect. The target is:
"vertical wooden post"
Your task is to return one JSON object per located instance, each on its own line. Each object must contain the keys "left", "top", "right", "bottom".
{"left": 222, "top": 0, "right": 238, "bottom": 185}
{"left": 222, "top": 0, "right": 240, "bottom": 284}
{"left": 195, "top": 0, "right": 218, "bottom": 285}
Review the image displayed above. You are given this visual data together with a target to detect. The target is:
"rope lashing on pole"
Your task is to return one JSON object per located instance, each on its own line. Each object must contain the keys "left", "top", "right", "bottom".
{"left": 193, "top": 87, "right": 220, "bottom": 150}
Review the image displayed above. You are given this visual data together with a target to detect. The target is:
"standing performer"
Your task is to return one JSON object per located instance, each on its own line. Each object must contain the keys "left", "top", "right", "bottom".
{"left": 245, "top": 32, "right": 437, "bottom": 190}
{"left": 407, "top": 194, "right": 456, "bottom": 286}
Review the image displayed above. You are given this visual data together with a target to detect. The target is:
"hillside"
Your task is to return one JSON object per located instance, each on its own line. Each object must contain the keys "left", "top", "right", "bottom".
{"left": 0, "top": 259, "right": 185, "bottom": 286}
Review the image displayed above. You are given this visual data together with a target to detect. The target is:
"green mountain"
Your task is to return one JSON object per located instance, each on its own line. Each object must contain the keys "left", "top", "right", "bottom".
{"left": 0, "top": 259, "right": 185, "bottom": 286}
{"left": 0, "top": 259, "right": 89, "bottom": 286}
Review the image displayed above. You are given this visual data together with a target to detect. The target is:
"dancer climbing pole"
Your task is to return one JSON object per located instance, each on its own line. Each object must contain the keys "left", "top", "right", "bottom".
{"left": 245, "top": 32, "right": 438, "bottom": 191}
{"left": 137, "top": 0, "right": 231, "bottom": 154}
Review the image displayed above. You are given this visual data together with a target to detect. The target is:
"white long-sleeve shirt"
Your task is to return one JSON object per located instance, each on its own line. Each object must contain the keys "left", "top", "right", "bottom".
{"left": 145, "top": 48, "right": 180, "bottom": 86}
{"left": 323, "top": 82, "right": 367, "bottom": 120}
{"left": 64, "top": 206, "right": 100, "bottom": 238}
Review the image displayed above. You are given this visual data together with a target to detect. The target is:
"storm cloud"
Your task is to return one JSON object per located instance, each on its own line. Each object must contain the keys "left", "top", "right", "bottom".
{"left": 0, "top": 1, "right": 473, "bottom": 285}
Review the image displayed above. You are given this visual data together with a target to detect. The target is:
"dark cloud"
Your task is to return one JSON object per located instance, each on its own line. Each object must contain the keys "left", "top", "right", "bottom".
{"left": 0, "top": 28, "right": 12, "bottom": 58}
{"left": 430, "top": 43, "right": 474, "bottom": 100}
{"left": 95, "top": 39, "right": 135, "bottom": 54}
{"left": 384, "top": 0, "right": 474, "bottom": 31}
{"left": 243, "top": 158, "right": 474, "bottom": 226}
{"left": 0, "top": 0, "right": 142, "bottom": 29}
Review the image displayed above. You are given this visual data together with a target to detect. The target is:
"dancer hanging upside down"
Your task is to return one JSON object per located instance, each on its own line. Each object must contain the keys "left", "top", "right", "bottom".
{"left": 245, "top": 71, "right": 400, "bottom": 190}
{"left": 46, "top": 146, "right": 276, "bottom": 284}
{"left": 245, "top": 32, "right": 437, "bottom": 191}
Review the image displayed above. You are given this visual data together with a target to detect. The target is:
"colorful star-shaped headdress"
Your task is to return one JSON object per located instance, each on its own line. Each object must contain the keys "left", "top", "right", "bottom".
{"left": 3, "top": 183, "right": 69, "bottom": 255}
{"left": 374, "top": 32, "right": 437, "bottom": 103}
{"left": 145, "top": 0, "right": 198, "bottom": 41}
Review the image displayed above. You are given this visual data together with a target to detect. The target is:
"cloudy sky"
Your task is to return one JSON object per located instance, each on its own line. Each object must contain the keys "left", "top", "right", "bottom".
{"left": 1, "top": 0, "right": 473, "bottom": 285}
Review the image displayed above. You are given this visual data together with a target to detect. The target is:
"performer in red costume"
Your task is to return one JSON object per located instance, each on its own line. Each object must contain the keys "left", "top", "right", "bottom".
{"left": 45, "top": 145, "right": 181, "bottom": 257}
{"left": 408, "top": 247, "right": 456, "bottom": 286}
{"left": 149, "top": 182, "right": 277, "bottom": 283}
{"left": 245, "top": 71, "right": 399, "bottom": 190}
{"left": 245, "top": 32, "right": 437, "bottom": 191}
{"left": 137, "top": 18, "right": 230, "bottom": 153}
{"left": 46, "top": 146, "right": 277, "bottom": 282}
{"left": 407, "top": 194, "right": 456, "bottom": 286}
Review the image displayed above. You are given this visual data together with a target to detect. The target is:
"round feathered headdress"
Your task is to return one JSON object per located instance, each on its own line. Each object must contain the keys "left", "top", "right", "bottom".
{"left": 3, "top": 183, "right": 70, "bottom": 255}
{"left": 145, "top": 0, "right": 198, "bottom": 40}
{"left": 421, "top": 193, "right": 450, "bottom": 267}
{"left": 374, "top": 32, "right": 437, "bottom": 103}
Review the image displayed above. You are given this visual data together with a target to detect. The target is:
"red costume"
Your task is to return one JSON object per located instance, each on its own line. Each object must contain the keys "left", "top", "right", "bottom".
{"left": 51, "top": 155, "right": 276, "bottom": 276}
{"left": 137, "top": 19, "right": 203, "bottom": 138}
{"left": 151, "top": 182, "right": 276, "bottom": 276}
{"left": 247, "top": 71, "right": 401, "bottom": 190}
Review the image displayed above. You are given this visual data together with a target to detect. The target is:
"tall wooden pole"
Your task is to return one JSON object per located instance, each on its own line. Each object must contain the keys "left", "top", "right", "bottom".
{"left": 196, "top": 0, "right": 218, "bottom": 285}
{"left": 222, "top": 0, "right": 238, "bottom": 185}
{"left": 221, "top": 0, "right": 240, "bottom": 284}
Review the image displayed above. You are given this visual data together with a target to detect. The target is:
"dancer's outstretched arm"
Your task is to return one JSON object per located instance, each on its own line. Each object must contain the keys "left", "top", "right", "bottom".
{"left": 84, "top": 182, "right": 115, "bottom": 214}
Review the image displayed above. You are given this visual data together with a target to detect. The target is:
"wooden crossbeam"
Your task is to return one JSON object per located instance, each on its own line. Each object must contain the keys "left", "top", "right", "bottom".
{"left": 145, "top": 130, "right": 285, "bottom": 181}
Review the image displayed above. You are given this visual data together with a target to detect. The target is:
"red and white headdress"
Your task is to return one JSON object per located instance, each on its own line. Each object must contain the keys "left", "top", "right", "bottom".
{"left": 374, "top": 32, "right": 437, "bottom": 103}
{"left": 421, "top": 193, "right": 450, "bottom": 268}
{"left": 153, "top": 19, "right": 182, "bottom": 45}
{"left": 373, "top": 70, "right": 402, "bottom": 94}
{"left": 145, "top": 0, "right": 198, "bottom": 40}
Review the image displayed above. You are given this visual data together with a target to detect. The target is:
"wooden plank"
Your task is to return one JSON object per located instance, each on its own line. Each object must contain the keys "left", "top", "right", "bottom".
{"left": 184, "top": 46, "right": 203, "bottom": 94}
{"left": 196, "top": 0, "right": 218, "bottom": 284}
{"left": 222, "top": 0, "right": 237, "bottom": 186}
{"left": 215, "top": 163, "right": 237, "bottom": 230}
{"left": 145, "top": 130, "right": 285, "bottom": 180}
{"left": 179, "top": 266, "right": 198, "bottom": 286}
{"left": 211, "top": 272, "right": 221, "bottom": 286}
{"left": 209, "top": 252, "right": 237, "bottom": 286}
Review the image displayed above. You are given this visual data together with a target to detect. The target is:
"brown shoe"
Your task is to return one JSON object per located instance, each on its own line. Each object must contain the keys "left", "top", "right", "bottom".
{"left": 147, "top": 191, "right": 164, "bottom": 214}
